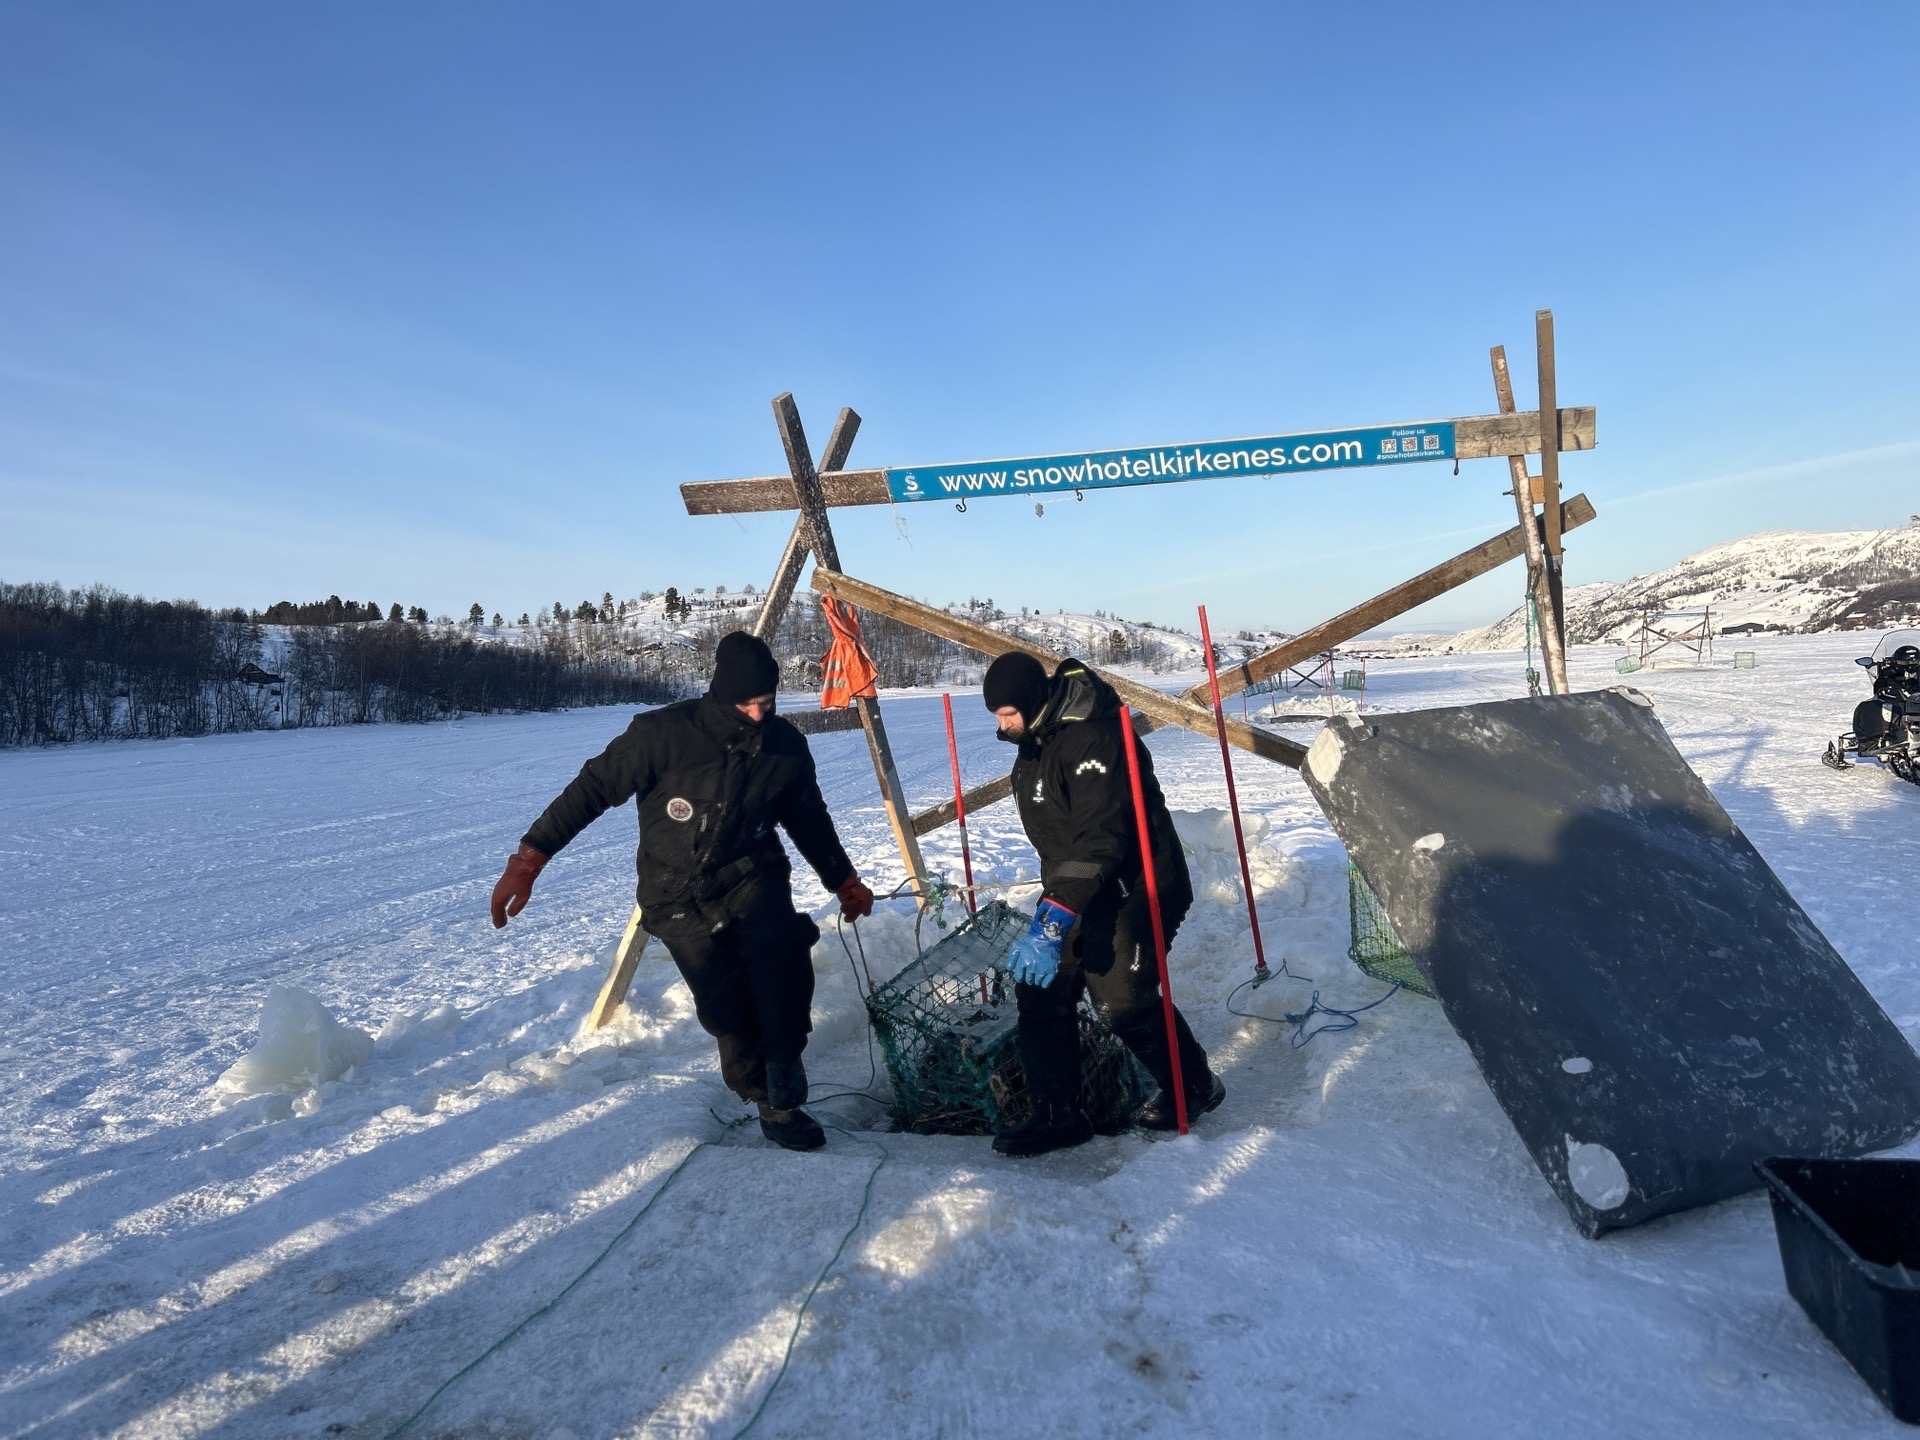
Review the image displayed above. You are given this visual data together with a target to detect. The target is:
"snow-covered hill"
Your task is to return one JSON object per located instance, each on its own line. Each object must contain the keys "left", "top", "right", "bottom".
{"left": 480, "top": 587, "right": 1283, "bottom": 678}
{"left": 1449, "top": 523, "right": 1920, "bottom": 652}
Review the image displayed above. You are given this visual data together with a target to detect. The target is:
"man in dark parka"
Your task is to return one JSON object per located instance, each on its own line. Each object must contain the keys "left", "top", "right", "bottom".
{"left": 491, "top": 631, "right": 874, "bottom": 1150}
{"left": 984, "top": 651, "right": 1224, "bottom": 1156}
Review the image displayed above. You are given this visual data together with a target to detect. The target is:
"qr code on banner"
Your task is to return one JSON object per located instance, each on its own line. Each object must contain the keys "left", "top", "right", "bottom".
{"left": 1422, "top": 434, "right": 1440, "bottom": 451}
{"left": 1380, "top": 438, "right": 1400, "bottom": 454}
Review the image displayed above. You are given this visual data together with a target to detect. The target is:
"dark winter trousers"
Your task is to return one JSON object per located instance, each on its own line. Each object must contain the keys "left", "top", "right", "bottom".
{"left": 649, "top": 880, "right": 819, "bottom": 1106}
{"left": 1014, "top": 865, "right": 1210, "bottom": 1107}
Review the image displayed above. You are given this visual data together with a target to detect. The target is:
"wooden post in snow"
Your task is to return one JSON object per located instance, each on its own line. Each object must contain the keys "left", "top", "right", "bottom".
{"left": 1535, "top": 310, "right": 1570, "bottom": 659}
{"left": 772, "top": 394, "right": 930, "bottom": 902}
{"left": 1492, "top": 345, "right": 1570, "bottom": 695}
{"left": 587, "top": 905, "right": 651, "bottom": 1032}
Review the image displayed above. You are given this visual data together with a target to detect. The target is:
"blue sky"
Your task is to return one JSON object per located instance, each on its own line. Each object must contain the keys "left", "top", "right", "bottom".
{"left": 2, "top": 3, "right": 1915, "bottom": 634}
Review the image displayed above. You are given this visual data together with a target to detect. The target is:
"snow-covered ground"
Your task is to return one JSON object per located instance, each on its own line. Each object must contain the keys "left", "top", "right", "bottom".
{"left": 4, "top": 633, "right": 1917, "bottom": 1439}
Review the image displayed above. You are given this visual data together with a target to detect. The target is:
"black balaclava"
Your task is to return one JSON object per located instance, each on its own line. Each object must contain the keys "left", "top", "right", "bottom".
{"left": 708, "top": 631, "right": 781, "bottom": 704}
{"left": 982, "top": 651, "right": 1049, "bottom": 726}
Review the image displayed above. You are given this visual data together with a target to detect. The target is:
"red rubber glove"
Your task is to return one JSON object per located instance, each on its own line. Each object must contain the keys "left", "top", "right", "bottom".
{"left": 491, "top": 842, "right": 549, "bottom": 928}
{"left": 836, "top": 872, "right": 875, "bottom": 921}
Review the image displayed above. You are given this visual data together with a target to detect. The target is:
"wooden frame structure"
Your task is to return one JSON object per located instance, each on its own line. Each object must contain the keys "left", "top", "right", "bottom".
{"left": 1637, "top": 608, "right": 1715, "bottom": 668}
{"left": 585, "top": 316, "right": 1594, "bottom": 1027}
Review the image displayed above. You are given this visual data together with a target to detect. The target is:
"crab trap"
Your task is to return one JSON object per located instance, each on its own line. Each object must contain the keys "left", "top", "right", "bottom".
{"left": 865, "top": 900, "right": 1148, "bottom": 1135}
{"left": 1346, "top": 864, "right": 1434, "bottom": 998}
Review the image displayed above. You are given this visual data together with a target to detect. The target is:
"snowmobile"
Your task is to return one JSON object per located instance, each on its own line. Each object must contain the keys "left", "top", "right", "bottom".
{"left": 1823, "top": 629, "right": 1920, "bottom": 785}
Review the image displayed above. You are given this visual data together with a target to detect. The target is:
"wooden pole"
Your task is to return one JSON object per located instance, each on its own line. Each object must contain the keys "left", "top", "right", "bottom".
{"left": 809, "top": 566, "right": 1310, "bottom": 770}
{"left": 904, "top": 492, "right": 1597, "bottom": 835}
{"left": 587, "top": 904, "right": 650, "bottom": 1032}
{"left": 772, "top": 394, "right": 930, "bottom": 902}
{"left": 1535, "top": 311, "right": 1570, "bottom": 664}
{"left": 751, "top": 407, "right": 861, "bottom": 640}
{"left": 1492, "top": 345, "right": 1570, "bottom": 695}
{"left": 1536, "top": 312, "right": 1563, "bottom": 555}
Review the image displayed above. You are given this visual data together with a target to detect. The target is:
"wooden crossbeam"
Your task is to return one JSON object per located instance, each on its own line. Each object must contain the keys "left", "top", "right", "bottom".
{"left": 810, "top": 568, "right": 1311, "bottom": 775}
{"left": 682, "top": 407, "right": 1598, "bottom": 515}
{"left": 907, "top": 491, "right": 1597, "bottom": 834}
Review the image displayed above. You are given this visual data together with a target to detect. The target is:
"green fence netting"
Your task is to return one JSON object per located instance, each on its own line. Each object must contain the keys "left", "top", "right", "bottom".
{"left": 865, "top": 900, "right": 1148, "bottom": 1135}
{"left": 1346, "top": 864, "right": 1434, "bottom": 998}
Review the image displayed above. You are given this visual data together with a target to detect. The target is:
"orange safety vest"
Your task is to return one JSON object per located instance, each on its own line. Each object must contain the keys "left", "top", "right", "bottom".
{"left": 819, "top": 597, "right": 878, "bottom": 709}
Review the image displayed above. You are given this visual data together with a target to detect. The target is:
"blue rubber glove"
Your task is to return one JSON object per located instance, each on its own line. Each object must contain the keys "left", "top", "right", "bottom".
{"left": 1005, "top": 899, "right": 1076, "bottom": 987}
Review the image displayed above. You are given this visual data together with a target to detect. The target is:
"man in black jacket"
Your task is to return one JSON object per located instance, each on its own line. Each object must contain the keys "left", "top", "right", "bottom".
{"left": 490, "top": 631, "right": 875, "bottom": 1151}
{"left": 983, "top": 652, "right": 1223, "bottom": 1157}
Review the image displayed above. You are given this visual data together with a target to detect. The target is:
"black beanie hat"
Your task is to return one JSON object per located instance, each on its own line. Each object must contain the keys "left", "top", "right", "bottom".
{"left": 708, "top": 631, "right": 781, "bottom": 704}
{"left": 982, "top": 651, "right": 1049, "bottom": 724}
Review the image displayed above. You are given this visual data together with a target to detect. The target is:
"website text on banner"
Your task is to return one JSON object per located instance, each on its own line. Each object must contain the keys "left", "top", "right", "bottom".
{"left": 884, "top": 422, "right": 1456, "bottom": 504}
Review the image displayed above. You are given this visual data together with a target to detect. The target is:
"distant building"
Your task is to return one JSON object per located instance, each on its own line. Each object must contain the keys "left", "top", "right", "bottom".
{"left": 237, "top": 663, "right": 286, "bottom": 727}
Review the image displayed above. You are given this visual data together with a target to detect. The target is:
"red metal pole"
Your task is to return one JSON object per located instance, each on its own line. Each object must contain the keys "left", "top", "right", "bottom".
{"left": 1117, "top": 704, "right": 1188, "bottom": 1136}
{"left": 1198, "top": 606, "right": 1270, "bottom": 980}
{"left": 941, "top": 693, "right": 976, "bottom": 916}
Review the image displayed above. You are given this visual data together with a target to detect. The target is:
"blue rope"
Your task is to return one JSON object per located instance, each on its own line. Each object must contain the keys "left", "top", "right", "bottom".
{"left": 377, "top": 1119, "right": 744, "bottom": 1439}
{"left": 730, "top": 1127, "right": 888, "bottom": 1438}
{"left": 376, "top": 1113, "right": 888, "bottom": 1440}
{"left": 1227, "top": 975, "right": 1403, "bottom": 1048}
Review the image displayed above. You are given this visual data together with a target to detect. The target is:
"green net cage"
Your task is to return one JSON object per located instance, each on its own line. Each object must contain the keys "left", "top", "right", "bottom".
{"left": 1346, "top": 864, "right": 1434, "bottom": 998}
{"left": 865, "top": 900, "right": 1149, "bottom": 1136}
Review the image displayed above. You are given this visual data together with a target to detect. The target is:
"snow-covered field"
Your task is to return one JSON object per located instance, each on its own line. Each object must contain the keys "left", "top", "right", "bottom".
{"left": 4, "top": 634, "right": 1918, "bottom": 1439}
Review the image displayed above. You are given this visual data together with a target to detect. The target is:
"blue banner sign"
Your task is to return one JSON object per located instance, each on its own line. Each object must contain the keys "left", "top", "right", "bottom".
{"left": 882, "top": 421, "right": 1456, "bottom": 504}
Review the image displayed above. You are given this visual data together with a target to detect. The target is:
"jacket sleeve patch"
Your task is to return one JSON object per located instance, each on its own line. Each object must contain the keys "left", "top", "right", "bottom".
{"left": 1074, "top": 758, "right": 1109, "bottom": 776}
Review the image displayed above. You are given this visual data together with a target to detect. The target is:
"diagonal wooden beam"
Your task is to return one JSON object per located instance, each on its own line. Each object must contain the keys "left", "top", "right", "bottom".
{"left": 683, "top": 407, "right": 1598, "bottom": 516}
{"left": 773, "top": 396, "right": 930, "bottom": 898}
{"left": 907, "top": 491, "right": 1597, "bottom": 834}
{"left": 1160, "top": 491, "right": 1596, "bottom": 713}
{"left": 810, "top": 568, "right": 1311, "bottom": 775}
{"left": 751, "top": 407, "right": 861, "bottom": 640}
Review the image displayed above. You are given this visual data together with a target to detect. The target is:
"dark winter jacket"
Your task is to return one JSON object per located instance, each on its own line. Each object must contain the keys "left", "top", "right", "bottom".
{"left": 522, "top": 697, "right": 854, "bottom": 918}
{"left": 1006, "top": 659, "right": 1188, "bottom": 917}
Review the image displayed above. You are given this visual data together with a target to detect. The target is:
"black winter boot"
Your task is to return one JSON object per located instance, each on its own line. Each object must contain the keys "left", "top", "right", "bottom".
{"left": 757, "top": 1101, "right": 826, "bottom": 1152}
{"left": 764, "top": 1056, "right": 809, "bottom": 1111}
{"left": 992, "top": 1099, "right": 1095, "bottom": 1157}
{"left": 1135, "top": 1073, "right": 1226, "bottom": 1132}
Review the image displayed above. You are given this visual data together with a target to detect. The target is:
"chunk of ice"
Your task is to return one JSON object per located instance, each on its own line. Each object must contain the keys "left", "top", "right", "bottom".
{"left": 215, "top": 984, "right": 373, "bottom": 1101}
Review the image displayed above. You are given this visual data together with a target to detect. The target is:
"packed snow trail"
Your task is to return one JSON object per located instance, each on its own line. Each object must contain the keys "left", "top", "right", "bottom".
{"left": 3, "top": 635, "right": 1918, "bottom": 1437}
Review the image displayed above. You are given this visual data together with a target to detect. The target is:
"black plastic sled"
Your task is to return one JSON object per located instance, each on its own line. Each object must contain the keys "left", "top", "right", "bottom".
{"left": 1302, "top": 688, "right": 1920, "bottom": 1238}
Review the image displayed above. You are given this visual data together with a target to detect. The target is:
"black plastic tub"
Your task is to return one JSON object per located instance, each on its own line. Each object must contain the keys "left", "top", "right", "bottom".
{"left": 1757, "top": 1157, "right": 1920, "bottom": 1424}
